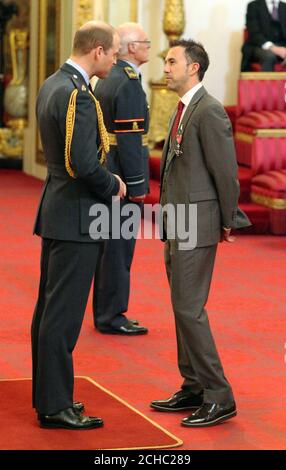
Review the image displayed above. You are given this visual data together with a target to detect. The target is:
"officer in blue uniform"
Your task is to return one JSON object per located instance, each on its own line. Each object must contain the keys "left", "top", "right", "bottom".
{"left": 93, "top": 23, "right": 150, "bottom": 335}
{"left": 32, "top": 22, "right": 125, "bottom": 430}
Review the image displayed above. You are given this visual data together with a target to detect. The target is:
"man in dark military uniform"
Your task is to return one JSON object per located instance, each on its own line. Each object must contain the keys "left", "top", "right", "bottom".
{"left": 32, "top": 21, "right": 125, "bottom": 430}
{"left": 93, "top": 23, "right": 150, "bottom": 335}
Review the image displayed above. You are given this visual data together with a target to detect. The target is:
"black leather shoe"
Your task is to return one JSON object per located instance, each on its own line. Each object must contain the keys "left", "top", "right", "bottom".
{"left": 181, "top": 402, "right": 237, "bottom": 427}
{"left": 128, "top": 319, "right": 139, "bottom": 325}
{"left": 39, "top": 407, "right": 103, "bottom": 430}
{"left": 37, "top": 401, "right": 84, "bottom": 420}
{"left": 150, "top": 390, "right": 203, "bottom": 412}
{"left": 98, "top": 321, "right": 148, "bottom": 335}
{"left": 73, "top": 401, "right": 84, "bottom": 414}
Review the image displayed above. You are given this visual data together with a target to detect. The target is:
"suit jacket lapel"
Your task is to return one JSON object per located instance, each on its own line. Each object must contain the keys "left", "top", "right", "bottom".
{"left": 261, "top": 0, "right": 271, "bottom": 25}
{"left": 180, "top": 86, "right": 206, "bottom": 134}
{"left": 160, "top": 109, "right": 177, "bottom": 175}
{"left": 279, "top": 1, "right": 286, "bottom": 35}
{"left": 161, "top": 86, "right": 207, "bottom": 176}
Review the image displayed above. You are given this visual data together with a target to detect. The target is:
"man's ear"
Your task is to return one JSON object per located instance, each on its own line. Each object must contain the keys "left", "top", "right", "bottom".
{"left": 128, "top": 41, "right": 136, "bottom": 54}
{"left": 190, "top": 62, "right": 200, "bottom": 77}
{"left": 94, "top": 45, "right": 104, "bottom": 60}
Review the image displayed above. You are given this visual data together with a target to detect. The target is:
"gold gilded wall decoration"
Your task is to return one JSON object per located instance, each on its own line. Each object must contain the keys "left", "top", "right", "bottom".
{"left": 0, "top": 29, "right": 29, "bottom": 158}
{"left": 163, "top": 0, "right": 185, "bottom": 42}
{"left": 149, "top": 0, "right": 185, "bottom": 148}
{"left": 76, "top": 0, "right": 94, "bottom": 29}
{"left": 38, "top": 0, "right": 60, "bottom": 88}
{"left": 105, "top": 0, "right": 138, "bottom": 25}
{"left": 4, "top": 29, "right": 29, "bottom": 124}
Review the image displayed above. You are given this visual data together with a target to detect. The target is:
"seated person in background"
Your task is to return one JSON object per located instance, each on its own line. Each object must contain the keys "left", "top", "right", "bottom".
{"left": 241, "top": 0, "right": 286, "bottom": 71}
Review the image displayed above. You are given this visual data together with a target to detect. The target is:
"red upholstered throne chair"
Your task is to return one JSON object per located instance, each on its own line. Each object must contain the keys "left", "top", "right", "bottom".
{"left": 250, "top": 62, "right": 286, "bottom": 72}
{"left": 234, "top": 73, "right": 286, "bottom": 233}
{"left": 235, "top": 73, "right": 286, "bottom": 167}
{"left": 251, "top": 169, "right": 286, "bottom": 234}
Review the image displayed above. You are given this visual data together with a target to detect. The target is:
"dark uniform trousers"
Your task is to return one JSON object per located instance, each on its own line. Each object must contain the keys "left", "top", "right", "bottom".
{"left": 93, "top": 198, "right": 142, "bottom": 329}
{"left": 92, "top": 59, "right": 149, "bottom": 329}
{"left": 31, "top": 238, "right": 103, "bottom": 414}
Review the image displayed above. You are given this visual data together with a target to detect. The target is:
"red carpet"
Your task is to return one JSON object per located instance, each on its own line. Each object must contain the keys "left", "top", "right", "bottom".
{"left": 0, "top": 377, "right": 182, "bottom": 450}
{"left": 1, "top": 169, "right": 286, "bottom": 450}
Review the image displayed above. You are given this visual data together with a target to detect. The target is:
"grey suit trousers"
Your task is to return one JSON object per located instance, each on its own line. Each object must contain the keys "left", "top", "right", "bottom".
{"left": 164, "top": 240, "right": 234, "bottom": 405}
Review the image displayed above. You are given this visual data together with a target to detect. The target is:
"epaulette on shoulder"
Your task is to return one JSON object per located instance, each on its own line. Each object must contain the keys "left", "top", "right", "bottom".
{"left": 70, "top": 74, "right": 89, "bottom": 92}
{"left": 124, "top": 66, "right": 138, "bottom": 80}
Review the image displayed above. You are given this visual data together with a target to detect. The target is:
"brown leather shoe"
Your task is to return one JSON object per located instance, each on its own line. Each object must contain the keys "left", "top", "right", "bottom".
{"left": 39, "top": 407, "right": 103, "bottom": 430}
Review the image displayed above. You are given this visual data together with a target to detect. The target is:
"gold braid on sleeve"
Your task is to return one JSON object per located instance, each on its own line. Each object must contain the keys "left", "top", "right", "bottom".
{"left": 88, "top": 91, "right": 110, "bottom": 164}
{"left": 65, "top": 89, "right": 78, "bottom": 178}
{"left": 64, "top": 89, "right": 109, "bottom": 178}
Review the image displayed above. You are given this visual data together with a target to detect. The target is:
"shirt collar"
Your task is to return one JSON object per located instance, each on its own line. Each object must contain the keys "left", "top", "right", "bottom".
{"left": 266, "top": 0, "right": 279, "bottom": 10}
{"left": 66, "top": 59, "right": 90, "bottom": 86}
{"left": 180, "top": 82, "right": 203, "bottom": 109}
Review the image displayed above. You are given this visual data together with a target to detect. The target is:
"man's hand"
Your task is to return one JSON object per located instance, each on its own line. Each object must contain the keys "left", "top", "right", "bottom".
{"left": 220, "top": 227, "right": 236, "bottom": 243}
{"left": 114, "top": 174, "right": 126, "bottom": 199}
{"left": 129, "top": 194, "right": 146, "bottom": 202}
{"left": 270, "top": 45, "right": 286, "bottom": 59}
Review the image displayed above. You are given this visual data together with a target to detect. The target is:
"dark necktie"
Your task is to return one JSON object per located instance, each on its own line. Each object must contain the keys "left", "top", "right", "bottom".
{"left": 272, "top": 1, "right": 279, "bottom": 21}
{"left": 171, "top": 101, "right": 185, "bottom": 140}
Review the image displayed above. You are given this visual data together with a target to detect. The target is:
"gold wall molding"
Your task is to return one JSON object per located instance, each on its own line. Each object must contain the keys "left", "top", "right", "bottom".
{"left": 130, "top": 0, "right": 138, "bottom": 22}
{"left": 103, "top": 0, "right": 138, "bottom": 25}
{"left": 38, "top": 0, "right": 61, "bottom": 88}
{"left": 75, "top": 0, "right": 94, "bottom": 29}
{"left": 149, "top": 0, "right": 185, "bottom": 147}
{"left": 37, "top": 0, "right": 61, "bottom": 165}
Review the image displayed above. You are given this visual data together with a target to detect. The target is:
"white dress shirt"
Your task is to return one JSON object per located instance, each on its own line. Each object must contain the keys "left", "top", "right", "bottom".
{"left": 265, "top": 0, "right": 279, "bottom": 13}
{"left": 168, "top": 82, "right": 203, "bottom": 147}
{"left": 179, "top": 82, "right": 203, "bottom": 125}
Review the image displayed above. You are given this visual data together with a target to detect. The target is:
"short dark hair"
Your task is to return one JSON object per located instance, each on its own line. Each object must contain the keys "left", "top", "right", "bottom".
{"left": 72, "top": 23, "right": 115, "bottom": 56}
{"left": 170, "top": 39, "right": 209, "bottom": 81}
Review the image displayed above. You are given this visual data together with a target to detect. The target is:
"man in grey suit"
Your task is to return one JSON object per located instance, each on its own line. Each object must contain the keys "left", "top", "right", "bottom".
{"left": 32, "top": 21, "right": 125, "bottom": 430}
{"left": 150, "top": 39, "right": 251, "bottom": 427}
